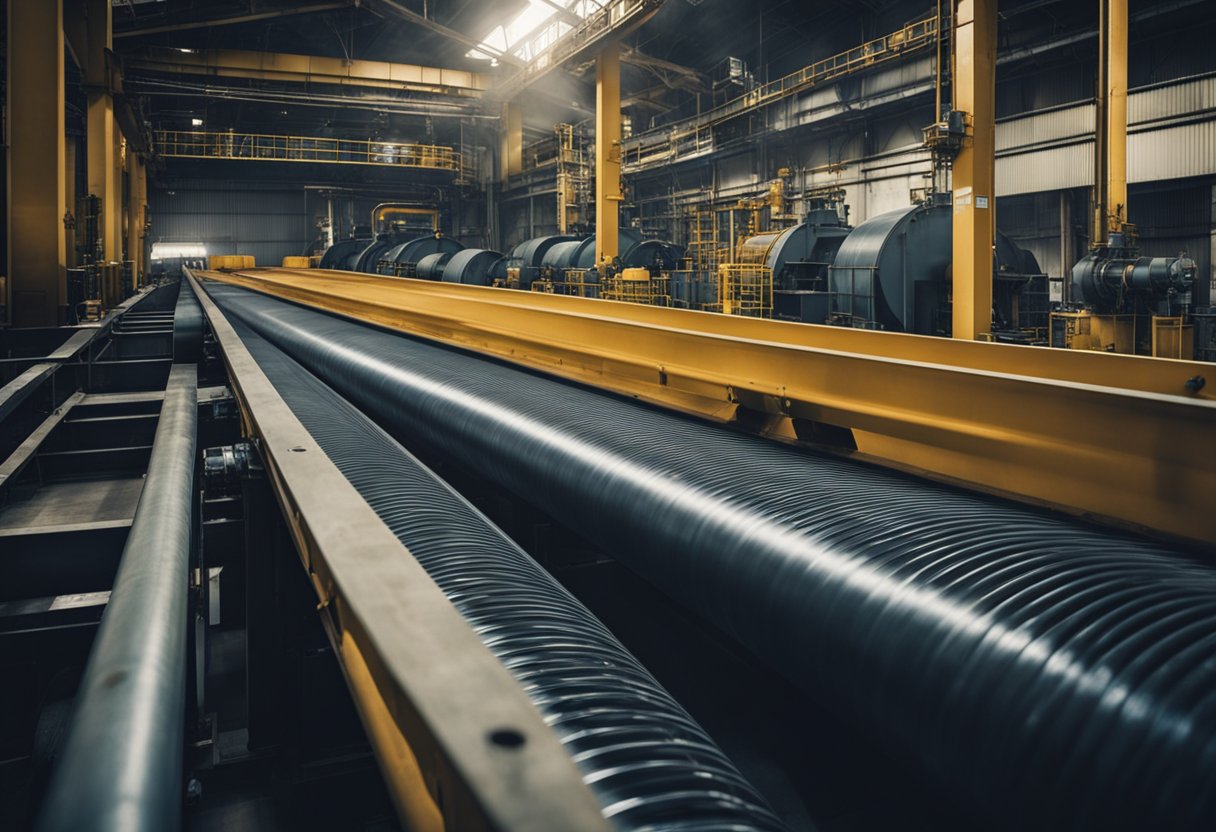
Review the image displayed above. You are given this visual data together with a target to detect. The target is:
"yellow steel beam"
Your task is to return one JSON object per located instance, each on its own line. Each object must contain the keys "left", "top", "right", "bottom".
{"left": 500, "top": 102, "right": 523, "bottom": 183}
{"left": 6, "top": 0, "right": 67, "bottom": 327}
{"left": 84, "top": 0, "right": 122, "bottom": 262}
{"left": 1095, "top": 0, "right": 1128, "bottom": 240}
{"left": 124, "top": 48, "right": 488, "bottom": 97}
{"left": 595, "top": 42, "right": 622, "bottom": 265}
{"left": 195, "top": 268, "right": 1216, "bottom": 546}
{"left": 951, "top": 0, "right": 996, "bottom": 341}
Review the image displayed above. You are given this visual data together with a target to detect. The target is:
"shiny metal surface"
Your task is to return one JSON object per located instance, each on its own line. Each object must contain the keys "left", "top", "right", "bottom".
{"left": 441, "top": 248, "right": 505, "bottom": 285}
{"left": 318, "top": 238, "right": 368, "bottom": 271}
{"left": 220, "top": 303, "right": 786, "bottom": 831}
{"left": 414, "top": 251, "right": 454, "bottom": 281}
{"left": 208, "top": 281, "right": 1216, "bottom": 830}
{"left": 172, "top": 279, "right": 203, "bottom": 363}
{"left": 38, "top": 364, "right": 197, "bottom": 832}
{"left": 829, "top": 203, "right": 950, "bottom": 331}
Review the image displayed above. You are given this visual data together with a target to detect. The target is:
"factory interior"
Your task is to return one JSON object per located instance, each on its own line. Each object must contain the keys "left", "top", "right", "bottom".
{"left": 2, "top": 0, "right": 1215, "bottom": 829}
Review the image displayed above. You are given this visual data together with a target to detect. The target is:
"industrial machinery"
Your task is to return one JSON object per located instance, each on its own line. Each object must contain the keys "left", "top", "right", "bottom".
{"left": 440, "top": 247, "right": 507, "bottom": 285}
{"left": 828, "top": 198, "right": 1045, "bottom": 335}
{"left": 7, "top": 263, "right": 1214, "bottom": 831}
{"left": 731, "top": 194, "right": 853, "bottom": 323}
{"left": 521, "top": 229, "right": 682, "bottom": 296}
{"left": 1066, "top": 231, "right": 1198, "bottom": 354}
{"left": 317, "top": 236, "right": 370, "bottom": 270}
{"left": 374, "top": 232, "right": 464, "bottom": 277}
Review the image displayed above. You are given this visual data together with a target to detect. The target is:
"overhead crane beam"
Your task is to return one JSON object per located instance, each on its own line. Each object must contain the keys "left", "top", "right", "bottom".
{"left": 123, "top": 48, "right": 489, "bottom": 98}
{"left": 950, "top": 0, "right": 996, "bottom": 341}
{"left": 5, "top": 0, "right": 67, "bottom": 327}
{"left": 113, "top": 1, "right": 357, "bottom": 38}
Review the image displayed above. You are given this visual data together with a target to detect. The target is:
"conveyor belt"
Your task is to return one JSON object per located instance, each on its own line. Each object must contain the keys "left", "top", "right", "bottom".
{"left": 223, "top": 314, "right": 786, "bottom": 830}
{"left": 206, "top": 282, "right": 1216, "bottom": 830}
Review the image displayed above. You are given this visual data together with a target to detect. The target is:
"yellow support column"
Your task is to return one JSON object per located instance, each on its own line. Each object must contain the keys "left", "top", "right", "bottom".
{"left": 85, "top": 0, "right": 121, "bottom": 262}
{"left": 6, "top": 0, "right": 67, "bottom": 327}
{"left": 126, "top": 150, "right": 143, "bottom": 284}
{"left": 595, "top": 41, "right": 622, "bottom": 266}
{"left": 950, "top": 0, "right": 996, "bottom": 341}
{"left": 1095, "top": 0, "right": 1128, "bottom": 240}
{"left": 499, "top": 102, "right": 522, "bottom": 183}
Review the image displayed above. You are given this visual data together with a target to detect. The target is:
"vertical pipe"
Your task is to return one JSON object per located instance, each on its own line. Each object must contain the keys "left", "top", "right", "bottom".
{"left": 596, "top": 42, "right": 622, "bottom": 265}
{"left": 950, "top": 0, "right": 996, "bottom": 341}
{"left": 7, "top": 0, "right": 67, "bottom": 327}
{"left": 38, "top": 363, "right": 197, "bottom": 832}
{"left": 1060, "top": 190, "right": 1072, "bottom": 301}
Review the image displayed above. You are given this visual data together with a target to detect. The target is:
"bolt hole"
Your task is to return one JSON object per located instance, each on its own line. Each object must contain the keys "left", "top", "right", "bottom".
{"left": 488, "top": 728, "right": 526, "bottom": 749}
{"left": 288, "top": 446, "right": 307, "bottom": 453}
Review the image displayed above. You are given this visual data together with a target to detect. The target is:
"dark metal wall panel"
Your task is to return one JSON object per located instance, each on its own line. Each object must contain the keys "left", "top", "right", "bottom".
{"left": 150, "top": 181, "right": 308, "bottom": 267}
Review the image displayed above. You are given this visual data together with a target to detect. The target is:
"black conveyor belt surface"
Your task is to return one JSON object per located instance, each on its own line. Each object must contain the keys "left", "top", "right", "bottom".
{"left": 208, "top": 282, "right": 1216, "bottom": 830}
{"left": 225, "top": 315, "right": 787, "bottom": 831}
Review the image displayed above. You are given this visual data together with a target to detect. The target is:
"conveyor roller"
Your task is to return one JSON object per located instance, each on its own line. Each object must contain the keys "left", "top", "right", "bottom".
{"left": 223, "top": 311, "right": 786, "bottom": 831}
{"left": 206, "top": 282, "right": 1216, "bottom": 830}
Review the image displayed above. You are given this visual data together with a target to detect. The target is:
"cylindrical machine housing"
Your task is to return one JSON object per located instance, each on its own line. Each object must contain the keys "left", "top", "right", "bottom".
{"left": 1073, "top": 251, "right": 1196, "bottom": 311}
{"left": 441, "top": 249, "right": 506, "bottom": 285}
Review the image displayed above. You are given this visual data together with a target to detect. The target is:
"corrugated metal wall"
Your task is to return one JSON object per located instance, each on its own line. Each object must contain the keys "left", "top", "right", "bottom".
{"left": 997, "top": 75, "right": 1216, "bottom": 196}
{"left": 149, "top": 180, "right": 309, "bottom": 267}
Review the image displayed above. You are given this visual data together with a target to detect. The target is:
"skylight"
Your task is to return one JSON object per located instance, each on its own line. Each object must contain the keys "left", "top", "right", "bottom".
{"left": 466, "top": 0, "right": 605, "bottom": 63}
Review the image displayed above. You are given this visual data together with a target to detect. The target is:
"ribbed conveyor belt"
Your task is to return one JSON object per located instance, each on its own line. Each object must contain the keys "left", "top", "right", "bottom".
{"left": 224, "top": 315, "right": 786, "bottom": 831}
{"left": 206, "top": 282, "right": 1216, "bottom": 830}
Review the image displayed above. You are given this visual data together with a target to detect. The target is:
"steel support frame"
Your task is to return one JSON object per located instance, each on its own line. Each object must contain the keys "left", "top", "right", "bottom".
{"left": 951, "top": 0, "right": 996, "bottom": 341}
{"left": 196, "top": 268, "right": 1216, "bottom": 545}
{"left": 125, "top": 48, "right": 488, "bottom": 98}
{"left": 184, "top": 272, "right": 610, "bottom": 832}
{"left": 596, "top": 42, "right": 622, "bottom": 265}
{"left": 6, "top": 0, "right": 67, "bottom": 328}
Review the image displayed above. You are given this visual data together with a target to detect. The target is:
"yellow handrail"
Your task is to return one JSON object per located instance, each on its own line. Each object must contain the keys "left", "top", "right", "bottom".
{"left": 623, "top": 15, "right": 938, "bottom": 170}
{"left": 155, "top": 130, "right": 462, "bottom": 173}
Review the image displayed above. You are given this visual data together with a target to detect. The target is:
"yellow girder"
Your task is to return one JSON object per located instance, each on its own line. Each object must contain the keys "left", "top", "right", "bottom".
{"left": 197, "top": 267, "right": 1216, "bottom": 546}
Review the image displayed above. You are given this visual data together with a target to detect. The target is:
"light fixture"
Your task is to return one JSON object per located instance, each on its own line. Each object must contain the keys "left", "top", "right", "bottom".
{"left": 191, "top": 117, "right": 204, "bottom": 127}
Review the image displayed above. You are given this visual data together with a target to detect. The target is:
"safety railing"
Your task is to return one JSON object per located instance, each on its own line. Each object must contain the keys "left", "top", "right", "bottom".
{"left": 715, "top": 264, "right": 772, "bottom": 318}
{"left": 156, "top": 130, "right": 462, "bottom": 172}
{"left": 623, "top": 14, "right": 939, "bottom": 171}
{"left": 601, "top": 272, "right": 671, "bottom": 307}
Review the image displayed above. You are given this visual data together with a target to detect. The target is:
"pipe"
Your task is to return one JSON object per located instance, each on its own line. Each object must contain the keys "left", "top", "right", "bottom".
{"left": 209, "top": 284, "right": 1216, "bottom": 831}
{"left": 38, "top": 363, "right": 197, "bottom": 832}
{"left": 172, "top": 279, "right": 203, "bottom": 363}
